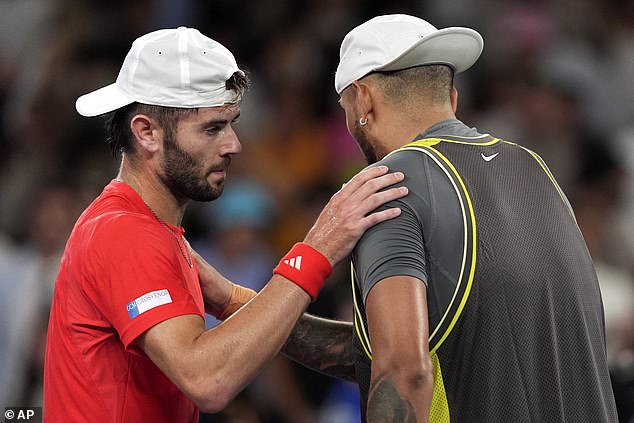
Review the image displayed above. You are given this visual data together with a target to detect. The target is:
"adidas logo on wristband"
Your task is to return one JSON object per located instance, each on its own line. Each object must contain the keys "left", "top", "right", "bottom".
{"left": 273, "top": 243, "right": 333, "bottom": 301}
{"left": 283, "top": 256, "right": 302, "bottom": 270}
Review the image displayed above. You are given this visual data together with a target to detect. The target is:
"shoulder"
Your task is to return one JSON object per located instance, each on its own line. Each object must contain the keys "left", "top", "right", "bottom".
{"left": 360, "top": 149, "right": 436, "bottom": 191}
{"left": 378, "top": 148, "right": 432, "bottom": 171}
{"left": 367, "top": 149, "right": 451, "bottom": 201}
{"left": 73, "top": 210, "right": 182, "bottom": 289}
{"left": 75, "top": 209, "right": 170, "bottom": 260}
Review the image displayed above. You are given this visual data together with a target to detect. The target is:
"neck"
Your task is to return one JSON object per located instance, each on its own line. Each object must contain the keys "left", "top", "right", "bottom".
{"left": 116, "top": 155, "right": 188, "bottom": 226}
{"left": 379, "top": 104, "right": 455, "bottom": 156}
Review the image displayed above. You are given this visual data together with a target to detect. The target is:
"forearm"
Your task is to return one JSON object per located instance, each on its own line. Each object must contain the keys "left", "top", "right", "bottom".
{"left": 197, "top": 276, "right": 311, "bottom": 403}
{"left": 282, "top": 313, "right": 357, "bottom": 382}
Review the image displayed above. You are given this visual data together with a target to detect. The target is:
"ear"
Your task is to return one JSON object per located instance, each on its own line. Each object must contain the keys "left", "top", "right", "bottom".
{"left": 450, "top": 86, "right": 458, "bottom": 113}
{"left": 130, "top": 114, "right": 162, "bottom": 153}
{"left": 351, "top": 80, "right": 375, "bottom": 120}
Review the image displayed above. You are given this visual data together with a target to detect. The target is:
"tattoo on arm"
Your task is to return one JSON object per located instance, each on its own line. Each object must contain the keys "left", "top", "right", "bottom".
{"left": 281, "top": 314, "right": 356, "bottom": 382}
{"left": 367, "top": 376, "right": 417, "bottom": 423}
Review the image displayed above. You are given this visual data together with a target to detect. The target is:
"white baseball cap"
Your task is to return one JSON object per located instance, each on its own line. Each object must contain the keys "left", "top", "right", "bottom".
{"left": 335, "top": 14, "right": 484, "bottom": 94}
{"left": 76, "top": 27, "right": 243, "bottom": 117}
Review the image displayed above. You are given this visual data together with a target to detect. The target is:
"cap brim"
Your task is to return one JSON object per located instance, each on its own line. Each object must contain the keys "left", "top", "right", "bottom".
{"left": 75, "top": 83, "right": 135, "bottom": 117}
{"left": 379, "top": 27, "right": 483, "bottom": 74}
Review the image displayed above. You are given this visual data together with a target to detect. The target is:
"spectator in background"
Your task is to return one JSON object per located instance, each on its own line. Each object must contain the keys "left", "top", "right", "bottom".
{"left": 194, "top": 179, "right": 318, "bottom": 423}
{"left": 571, "top": 141, "right": 634, "bottom": 422}
{"left": 0, "top": 185, "right": 81, "bottom": 408}
{"left": 195, "top": 178, "right": 277, "bottom": 323}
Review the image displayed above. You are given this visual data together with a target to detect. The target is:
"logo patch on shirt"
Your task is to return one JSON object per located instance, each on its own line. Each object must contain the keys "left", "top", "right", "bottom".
{"left": 126, "top": 289, "right": 172, "bottom": 319}
{"left": 481, "top": 152, "right": 499, "bottom": 162}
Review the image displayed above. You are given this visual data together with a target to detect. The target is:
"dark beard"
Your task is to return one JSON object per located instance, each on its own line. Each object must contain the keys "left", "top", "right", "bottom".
{"left": 353, "top": 119, "right": 379, "bottom": 164}
{"left": 358, "top": 137, "right": 378, "bottom": 164}
{"left": 162, "top": 134, "right": 226, "bottom": 202}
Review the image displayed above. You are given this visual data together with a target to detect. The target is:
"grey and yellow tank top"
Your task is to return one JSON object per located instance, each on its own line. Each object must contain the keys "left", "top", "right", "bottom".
{"left": 351, "top": 119, "right": 618, "bottom": 422}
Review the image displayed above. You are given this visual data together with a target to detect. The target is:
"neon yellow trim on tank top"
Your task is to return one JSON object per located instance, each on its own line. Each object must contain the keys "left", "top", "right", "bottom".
{"left": 393, "top": 136, "right": 500, "bottom": 150}
{"left": 505, "top": 141, "right": 574, "bottom": 215}
{"left": 394, "top": 146, "right": 469, "bottom": 345}
{"left": 429, "top": 352, "right": 451, "bottom": 422}
{"left": 351, "top": 265, "right": 373, "bottom": 359}
{"left": 423, "top": 144, "right": 477, "bottom": 353}
{"left": 395, "top": 140, "right": 477, "bottom": 354}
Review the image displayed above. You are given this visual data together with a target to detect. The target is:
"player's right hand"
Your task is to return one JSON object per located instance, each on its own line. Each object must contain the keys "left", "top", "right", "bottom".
{"left": 302, "top": 165, "right": 407, "bottom": 266}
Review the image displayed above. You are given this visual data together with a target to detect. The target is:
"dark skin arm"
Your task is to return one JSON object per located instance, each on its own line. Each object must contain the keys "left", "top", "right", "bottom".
{"left": 365, "top": 275, "right": 433, "bottom": 423}
{"left": 282, "top": 274, "right": 434, "bottom": 423}
{"left": 282, "top": 314, "right": 356, "bottom": 382}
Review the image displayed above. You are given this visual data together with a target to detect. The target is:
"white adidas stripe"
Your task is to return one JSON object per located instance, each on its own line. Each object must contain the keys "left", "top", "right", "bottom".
{"left": 283, "top": 255, "right": 302, "bottom": 270}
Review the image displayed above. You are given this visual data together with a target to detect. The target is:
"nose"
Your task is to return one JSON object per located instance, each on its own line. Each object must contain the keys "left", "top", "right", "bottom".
{"left": 223, "top": 126, "right": 242, "bottom": 155}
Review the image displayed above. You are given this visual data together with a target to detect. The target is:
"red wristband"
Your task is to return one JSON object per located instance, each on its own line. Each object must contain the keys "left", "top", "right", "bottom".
{"left": 273, "top": 243, "right": 333, "bottom": 301}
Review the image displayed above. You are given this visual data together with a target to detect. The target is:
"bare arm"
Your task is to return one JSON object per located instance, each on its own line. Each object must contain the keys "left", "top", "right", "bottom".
{"left": 365, "top": 276, "right": 433, "bottom": 423}
{"left": 137, "top": 276, "right": 310, "bottom": 413}
{"left": 282, "top": 313, "right": 356, "bottom": 382}
{"left": 136, "top": 166, "right": 407, "bottom": 412}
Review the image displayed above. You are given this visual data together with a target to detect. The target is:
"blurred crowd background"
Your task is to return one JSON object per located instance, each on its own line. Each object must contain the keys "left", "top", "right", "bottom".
{"left": 0, "top": 0, "right": 633, "bottom": 421}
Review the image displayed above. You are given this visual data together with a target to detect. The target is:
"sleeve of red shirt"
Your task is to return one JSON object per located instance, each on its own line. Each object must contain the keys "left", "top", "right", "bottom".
{"left": 84, "top": 213, "right": 204, "bottom": 349}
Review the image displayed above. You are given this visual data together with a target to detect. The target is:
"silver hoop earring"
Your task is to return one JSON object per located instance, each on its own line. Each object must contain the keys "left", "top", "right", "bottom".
{"left": 359, "top": 117, "right": 368, "bottom": 126}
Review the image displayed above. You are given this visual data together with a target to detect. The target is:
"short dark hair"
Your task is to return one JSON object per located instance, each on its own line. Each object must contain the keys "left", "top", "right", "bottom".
{"left": 368, "top": 65, "right": 454, "bottom": 105}
{"left": 104, "top": 103, "right": 190, "bottom": 159}
{"left": 104, "top": 69, "right": 251, "bottom": 159}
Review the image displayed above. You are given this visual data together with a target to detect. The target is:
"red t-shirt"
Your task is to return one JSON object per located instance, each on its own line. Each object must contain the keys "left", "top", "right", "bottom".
{"left": 44, "top": 180, "right": 205, "bottom": 422}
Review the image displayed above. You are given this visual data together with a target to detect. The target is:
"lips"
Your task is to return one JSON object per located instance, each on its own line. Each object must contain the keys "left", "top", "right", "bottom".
{"left": 207, "top": 157, "right": 231, "bottom": 176}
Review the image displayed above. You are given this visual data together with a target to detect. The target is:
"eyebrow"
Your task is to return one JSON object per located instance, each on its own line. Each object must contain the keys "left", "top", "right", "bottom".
{"left": 201, "top": 113, "right": 241, "bottom": 128}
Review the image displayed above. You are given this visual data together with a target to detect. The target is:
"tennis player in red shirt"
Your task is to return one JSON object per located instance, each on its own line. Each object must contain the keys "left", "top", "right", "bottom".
{"left": 43, "top": 27, "right": 407, "bottom": 422}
